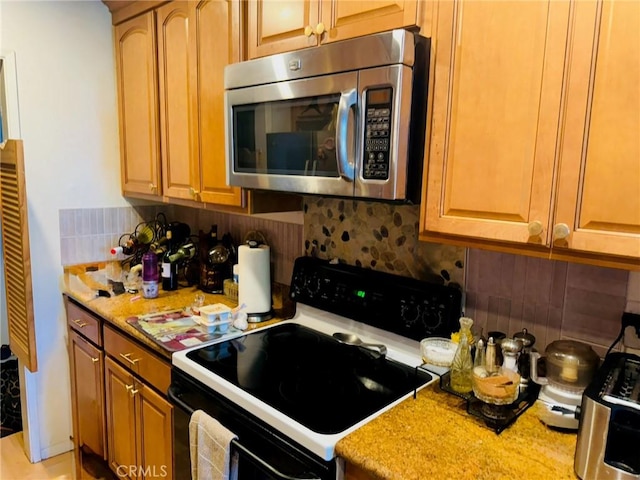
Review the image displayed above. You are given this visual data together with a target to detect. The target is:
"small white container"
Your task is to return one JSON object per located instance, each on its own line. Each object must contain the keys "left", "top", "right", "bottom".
{"left": 199, "top": 303, "right": 232, "bottom": 323}
{"left": 193, "top": 315, "right": 232, "bottom": 333}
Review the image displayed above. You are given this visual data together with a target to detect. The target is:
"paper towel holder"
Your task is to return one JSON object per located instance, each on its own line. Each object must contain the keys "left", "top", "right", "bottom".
{"left": 239, "top": 237, "right": 273, "bottom": 323}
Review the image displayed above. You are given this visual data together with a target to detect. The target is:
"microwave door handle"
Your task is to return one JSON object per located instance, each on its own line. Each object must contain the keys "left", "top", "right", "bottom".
{"left": 336, "top": 88, "right": 357, "bottom": 181}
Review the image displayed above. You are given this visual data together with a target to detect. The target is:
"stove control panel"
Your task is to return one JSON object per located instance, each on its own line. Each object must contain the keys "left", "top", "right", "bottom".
{"left": 290, "top": 256, "right": 462, "bottom": 341}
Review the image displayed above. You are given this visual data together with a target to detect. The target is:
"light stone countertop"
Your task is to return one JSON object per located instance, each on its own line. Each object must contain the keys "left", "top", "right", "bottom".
{"left": 336, "top": 384, "right": 578, "bottom": 480}
{"left": 62, "top": 262, "right": 283, "bottom": 359}
{"left": 63, "top": 264, "right": 577, "bottom": 479}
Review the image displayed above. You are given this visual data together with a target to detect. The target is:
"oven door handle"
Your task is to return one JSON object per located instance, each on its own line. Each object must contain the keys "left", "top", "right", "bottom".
{"left": 168, "top": 385, "right": 321, "bottom": 480}
{"left": 230, "top": 439, "right": 320, "bottom": 480}
{"left": 167, "top": 384, "right": 195, "bottom": 415}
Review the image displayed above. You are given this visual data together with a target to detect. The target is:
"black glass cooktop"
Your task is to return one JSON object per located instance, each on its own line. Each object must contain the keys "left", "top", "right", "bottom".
{"left": 186, "top": 323, "right": 432, "bottom": 434}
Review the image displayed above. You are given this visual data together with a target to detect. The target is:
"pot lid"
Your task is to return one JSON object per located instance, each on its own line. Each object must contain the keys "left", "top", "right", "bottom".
{"left": 513, "top": 328, "right": 535, "bottom": 349}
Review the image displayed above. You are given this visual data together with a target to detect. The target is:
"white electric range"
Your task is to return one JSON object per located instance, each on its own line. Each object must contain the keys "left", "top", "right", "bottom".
{"left": 169, "top": 257, "right": 462, "bottom": 479}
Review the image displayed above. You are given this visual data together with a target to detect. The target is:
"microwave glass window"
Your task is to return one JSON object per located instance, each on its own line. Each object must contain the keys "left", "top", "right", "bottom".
{"left": 233, "top": 94, "right": 341, "bottom": 177}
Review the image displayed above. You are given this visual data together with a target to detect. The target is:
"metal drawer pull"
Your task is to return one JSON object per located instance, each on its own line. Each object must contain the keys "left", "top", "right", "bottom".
{"left": 119, "top": 352, "right": 140, "bottom": 365}
{"left": 91, "top": 357, "right": 99, "bottom": 363}
{"left": 125, "top": 384, "right": 139, "bottom": 396}
{"left": 73, "top": 319, "right": 88, "bottom": 328}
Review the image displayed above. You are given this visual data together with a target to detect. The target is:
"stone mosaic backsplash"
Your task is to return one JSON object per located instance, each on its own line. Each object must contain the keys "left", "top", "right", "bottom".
{"left": 302, "top": 197, "right": 465, "bottom": 287}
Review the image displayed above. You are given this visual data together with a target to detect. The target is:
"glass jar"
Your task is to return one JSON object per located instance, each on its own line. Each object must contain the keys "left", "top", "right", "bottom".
{"left": 450, "top": 317, "right": 474, "bottom": 394}
{"left": 141, "top": 251, "right": 159, "bottom": 299}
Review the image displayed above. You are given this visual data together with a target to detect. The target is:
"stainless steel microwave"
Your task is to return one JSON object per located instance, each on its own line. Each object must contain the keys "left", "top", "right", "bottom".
{"left": 224, "top": 29, "right": 429, "bottom": 203}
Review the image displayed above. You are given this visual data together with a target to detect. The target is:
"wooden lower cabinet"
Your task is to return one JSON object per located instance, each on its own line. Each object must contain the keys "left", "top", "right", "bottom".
{"left": 345, "top": 462, "right": 376, "bottom": 480}
{"left": 105, "top": 357, "right": 173, "bottom": 480}
{"left": 68, "top": 330, "right": 108, "bottom": 478}
{"left": 106, "top": 357, "right": 138, "bottom": 478}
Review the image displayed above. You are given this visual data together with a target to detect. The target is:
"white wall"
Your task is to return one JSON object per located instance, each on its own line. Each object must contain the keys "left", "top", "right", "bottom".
{"left": 1, "top": 0, "right": 127, "bottom": 459}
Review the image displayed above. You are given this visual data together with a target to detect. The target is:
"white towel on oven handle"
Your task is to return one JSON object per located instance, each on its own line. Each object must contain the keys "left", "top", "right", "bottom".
{"left": 189, "top": 409, "right": 239, "bottom": 480}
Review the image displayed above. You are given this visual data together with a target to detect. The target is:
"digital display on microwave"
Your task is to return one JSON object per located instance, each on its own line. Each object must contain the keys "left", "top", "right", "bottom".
{"left": 367, "top": 88, "right": 392, "bottom": 105}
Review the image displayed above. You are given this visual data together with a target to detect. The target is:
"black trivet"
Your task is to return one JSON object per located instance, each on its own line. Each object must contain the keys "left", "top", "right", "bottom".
{"left": 415, "top": 366, "right": 540, "bottom": 434}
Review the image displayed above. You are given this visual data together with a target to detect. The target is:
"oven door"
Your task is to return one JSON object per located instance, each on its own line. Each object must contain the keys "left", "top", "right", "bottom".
{"left": 225, "top": 72, "right": 359, "bottom": 198}
{"left": 168, "top": 369, "right": 341, "bottom": 480}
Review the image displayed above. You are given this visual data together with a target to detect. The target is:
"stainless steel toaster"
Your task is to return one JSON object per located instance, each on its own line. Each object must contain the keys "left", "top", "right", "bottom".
{"left": 575, "top": 352, "right": 640, "bottom": 479}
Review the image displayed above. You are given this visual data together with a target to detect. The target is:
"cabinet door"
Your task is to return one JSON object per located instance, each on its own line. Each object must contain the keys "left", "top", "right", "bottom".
{"left": 554, "top": 0, "right": 640, "bottom": 259}
{"left": 115, "top": 12, "right": 161, "bottom": 198}
{"left": 105, "top": 357, "right": 138, "bottom": 480}
{"left": 156, "top": 2, "right": 198, "bottom": 201}
{"left": 69, "top": 331, "right": 106, "bottom": 460}
{"left": 137, "top": 382, "right": 174, "bottom": 480}
{"left": 422, "top": 1, "right": 570, "bottom": 245}
{"left": 192, "top": 0, "right": 244, "bottom": 207}
{"left": 319, "top": 0, "right": 418, "bottom": 44}
{"left": 247, "top": 0, "right": 320, "bottom": 59}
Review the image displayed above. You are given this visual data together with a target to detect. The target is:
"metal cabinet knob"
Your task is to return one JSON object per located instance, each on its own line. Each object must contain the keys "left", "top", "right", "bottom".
{"left": 189, "top": 187, "right": 200, "bottom": 199}
{"left": 553, "top": 223, "right": 571, "bottom": 240}
{"left": 304, "top": 25, "right": 314, "bottom": 37}
{"left": 527, "top": 220, "right": 543, "bottom": 237}
{"left": 126, "top": 384, "right": 139, "bottom": 397}
{"left": 315, "top": 22, "right": 325, "bottom": 35}
{"left": 149, "top": 183, "right": 157, "bottom": 193}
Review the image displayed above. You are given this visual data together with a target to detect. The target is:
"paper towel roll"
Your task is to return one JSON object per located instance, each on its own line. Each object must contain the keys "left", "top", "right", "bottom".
{"left": 238, "top": 244, "right": 271, "bottom": 315}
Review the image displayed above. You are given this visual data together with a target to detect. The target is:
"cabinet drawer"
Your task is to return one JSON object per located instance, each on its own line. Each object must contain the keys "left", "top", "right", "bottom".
{"left": 65, "top": 299, "right": 102, "bottom": 346}
{"left": 104, "top": 325, "right": 170, "bottom": 394}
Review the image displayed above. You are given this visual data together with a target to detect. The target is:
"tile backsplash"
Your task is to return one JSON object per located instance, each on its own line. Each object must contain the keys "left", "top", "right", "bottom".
{"left": 59, "top": 207, "right": 153, "bottom": 266}
{"left": 464, "top": 249, "right": 631, "bottom": 356}
{"left": 59, "top": 203, "right": 637, "bottom": 355}
{"left": 58, "top": 205, "right": 303, "bottom": 285}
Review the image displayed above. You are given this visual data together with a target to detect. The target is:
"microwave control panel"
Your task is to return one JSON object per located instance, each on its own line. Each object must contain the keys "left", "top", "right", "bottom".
{"left": 363, "top": 87, "right": 392, "bottom": 180}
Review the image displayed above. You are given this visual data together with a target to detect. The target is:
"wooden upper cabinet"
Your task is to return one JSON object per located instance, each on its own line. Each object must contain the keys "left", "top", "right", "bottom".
{"left": 193, "top": 0, "right": 244, "bottom": 206}
{"left": 156, "top": 0, "right": 243, "bottom": 207}
{"left": 247, "top": 0, "right": 418, "bottom": 59}
{"left": 156, "top": 2, "right": 195, "bottom": 201}
{"left": 248, "top": 0, "right": 319, "bottom": 59}
{"left": 115, "top": 12, "right": 162, "bottom": 198}
{"left": 554, "top": 0, "right": 640, "bottom": 260}
{"left": 421, "top": 0, "right": 639, "bottom": 265}
{"left": 422, "top": 0, "right": 569, "bottom": 245}
{"left": 320, "top": 0, "right": 418, "bottom": 44}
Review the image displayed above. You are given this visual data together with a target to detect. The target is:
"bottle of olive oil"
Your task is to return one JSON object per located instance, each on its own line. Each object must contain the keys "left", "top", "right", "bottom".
{"left": 450, "top": 317, "right": 474, "bottom": 394}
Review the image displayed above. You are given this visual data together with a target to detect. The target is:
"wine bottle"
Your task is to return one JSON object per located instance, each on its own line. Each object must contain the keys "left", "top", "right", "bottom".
{"left": 150, "top": 235, "right": 169, "bottom": 255}
{"left": 166, "top": 222, "right": 191, "bottom": 245}
{"left": 168, "top": 243, "right": 196, "bottom": 263}
{"left": 161, "top": 231, "right": 178, "bottom": 291}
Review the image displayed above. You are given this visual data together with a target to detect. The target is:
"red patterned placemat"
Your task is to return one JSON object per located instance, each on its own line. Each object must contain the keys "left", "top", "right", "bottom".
{"left": 126, "top": 309, "right": 241, "bottom": 352}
